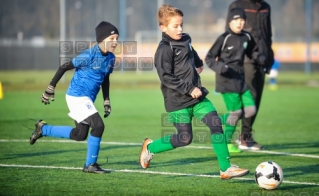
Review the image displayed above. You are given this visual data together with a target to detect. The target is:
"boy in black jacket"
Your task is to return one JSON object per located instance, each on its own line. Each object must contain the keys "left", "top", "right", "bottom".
{"left": 205, "top": 8, "right": 265, "bottom": 152}
{"left": 139, "top": 4, "right": 249, "bottom": 180}
{"left": 227, "top": 0, "right": 274, "bottom": 150}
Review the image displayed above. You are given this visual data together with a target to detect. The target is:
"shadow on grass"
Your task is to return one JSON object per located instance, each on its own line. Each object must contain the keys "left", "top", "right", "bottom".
{"left": 147, "top": 156, "right": 214, "bottom": 169}
{"left": 247, "top": 185, "right": 319, "bottom": 194}
{"left": 282, "top": 164, "right": 319, "bottom": 178}
{"left": 262, "top": 142, "right": 319, "bottom": 151}
{"left": 0, "top": 144, "right": 135, "bottom": 161}
{"left": 0, "top": 148, "right": 86, "bottom": 161}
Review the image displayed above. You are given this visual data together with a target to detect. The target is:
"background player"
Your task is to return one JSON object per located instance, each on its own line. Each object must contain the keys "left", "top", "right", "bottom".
{"left": 227, "top": 0, "right": 274, "bottom": 150}
{"left": 205, "top": 8, "right": 265, "bottom": 152}
{"left": 29, "top": 21, "right": 118, "bottom": 174}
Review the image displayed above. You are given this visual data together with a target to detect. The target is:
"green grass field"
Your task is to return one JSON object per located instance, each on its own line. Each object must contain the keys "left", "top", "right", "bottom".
{"left": 0, "top": 71, "right": 319, "bottom": 195}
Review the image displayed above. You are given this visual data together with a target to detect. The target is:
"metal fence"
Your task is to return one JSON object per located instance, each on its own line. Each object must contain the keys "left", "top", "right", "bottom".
{"left": 0, "top": 0, "right": 318, "bottom": 71}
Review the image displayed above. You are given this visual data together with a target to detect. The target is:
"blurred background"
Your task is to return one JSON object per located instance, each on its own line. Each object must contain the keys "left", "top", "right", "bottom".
{"left": 0, "top": 0, "right": 318, "bottom": 72}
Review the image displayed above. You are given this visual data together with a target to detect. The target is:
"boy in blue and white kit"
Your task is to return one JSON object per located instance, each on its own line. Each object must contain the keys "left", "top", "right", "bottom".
{"left": 29, "top": 21, "right": 119, "bottom": 174}
{"left": 268, "top": 59, "right": 280, "bottom": 91}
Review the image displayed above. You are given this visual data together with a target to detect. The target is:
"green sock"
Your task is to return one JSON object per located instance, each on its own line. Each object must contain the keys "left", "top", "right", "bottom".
{"left": 211, "top": 134, "right": 231, "bottom": 171}
{"left": 224, "top": 124, "right": 236, "bottom": 144}
{"left": 148, "top": 135, "right": 174, "bottom": 154}
{"left": 220, "top": 114, "right": 236, "bottom": 144}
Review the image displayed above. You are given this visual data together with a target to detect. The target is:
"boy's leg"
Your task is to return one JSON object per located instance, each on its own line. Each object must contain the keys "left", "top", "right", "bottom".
{"left": 148, "top": 122, "right": 193, "bottom": 154}
{"left": 268, "top": 69, "right": 278, "bottom": 91}
{"left": 220, "top": 93, "right": 242, "bottom": 152}
{"left": 193, "top": 99, "right": 230, "bottom": 171}
{"left": 241, "top": 90, "right": 256, "bottom": 119}
{"left": 242, "top": 63, "right": 265, "bottom": 149}
{"left": 82, "top": 112, "right": 108, "bottom": 174}
{"left": 30, "top": 119, "right": 93, "bottom": 145}
{"left": 194, "top": 98, "right": 248, "bottom": 179}
{"left": 30, "top": 120, "right": 73, "bottom": 145}
{"left": 239, "top": 90, "right": 262, "bottom": 150}
{"left": 139, "top": 109, "right": 192, "bottom": 169}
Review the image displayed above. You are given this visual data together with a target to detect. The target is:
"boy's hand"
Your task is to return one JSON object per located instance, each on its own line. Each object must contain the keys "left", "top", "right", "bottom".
{"left": 257, "top": 54, "right": 266, "bottom": 66}
{"left": 221, "top": 65, "right": 229, "bottom": 73}
{"left": 41, "top": 85, "right": 55, "bottom": 105}
{"left": 196, "top": 66, "right": 204, "bottom": 74}
{"left": 190, "top": 87, "right": 202, "bottom": 99}
{"left": 104, "top": 99, "right": 111, "bottom": 118}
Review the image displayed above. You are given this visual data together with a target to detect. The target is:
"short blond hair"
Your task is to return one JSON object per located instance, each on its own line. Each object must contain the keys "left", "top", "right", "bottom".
{"left": 158, "top": 4, "right": 183, "bottom": 26}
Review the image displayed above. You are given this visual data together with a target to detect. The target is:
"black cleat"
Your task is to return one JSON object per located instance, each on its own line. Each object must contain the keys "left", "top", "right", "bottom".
{"left": 83, "top": 163, "right": 109, "bottom": 174}
{"left": 29, "top": 119, "right": 47, "bottom": 145}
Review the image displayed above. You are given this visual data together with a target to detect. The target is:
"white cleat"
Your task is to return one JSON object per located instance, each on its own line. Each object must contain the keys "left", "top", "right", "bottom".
{"left": 220, "top": 164, "right": 249, "bottom": 180}
{"left": 139, "top": 138, "right": 154, "bottom": 169}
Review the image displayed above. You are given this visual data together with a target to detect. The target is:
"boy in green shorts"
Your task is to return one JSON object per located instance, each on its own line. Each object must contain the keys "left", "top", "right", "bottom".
{"left": 139, "top": 4, "right": 249, "bottom": 180}
{"left": 205, "top": 8, "right": 265, "bottom": 152}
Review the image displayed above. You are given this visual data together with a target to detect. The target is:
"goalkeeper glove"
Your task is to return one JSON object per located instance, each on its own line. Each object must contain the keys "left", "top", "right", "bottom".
{"left": 104, "top": 99, "right": 111, "bottom": 118}
{"left": 41, "top": 85, "right": 55, "bottom": 105}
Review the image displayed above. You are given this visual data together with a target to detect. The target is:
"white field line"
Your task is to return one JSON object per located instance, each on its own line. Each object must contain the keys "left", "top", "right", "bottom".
{"left": 1, "top": 139, "right": 319, "bottom": 159}
{"left": 0, "top": 164, "right": 318, "bottom": 186}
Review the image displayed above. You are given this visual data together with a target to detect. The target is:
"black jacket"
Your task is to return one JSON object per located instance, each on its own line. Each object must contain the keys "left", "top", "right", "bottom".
{"left": 228, "top": 0, "right": 274, "bottom": 73}
{"left": 154, "top": 33, "right": 206, "bottom": 112}
{"left": 205, "top": 29, "right": 264, "bottom": 93}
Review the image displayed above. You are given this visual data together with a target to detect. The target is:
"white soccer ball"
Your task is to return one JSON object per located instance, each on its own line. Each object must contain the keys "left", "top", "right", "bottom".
{"left": 254, "top": 161, "right": 284, "bottom": 190}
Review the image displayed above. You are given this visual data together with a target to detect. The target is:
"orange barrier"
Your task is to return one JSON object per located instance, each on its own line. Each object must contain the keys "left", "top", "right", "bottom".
{"left": 137, "top": 43, "right": 319, "bottom": 63}
{"left": 272, "top": 43, "right": 319, "bottom": 63}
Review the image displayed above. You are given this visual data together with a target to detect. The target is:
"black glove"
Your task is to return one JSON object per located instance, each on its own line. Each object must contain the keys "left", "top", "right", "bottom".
{"left": 257, "top": 54, "right": 266, "bottom": 66}
{"left": 221, "top": 65, "right": 229, "bottom": 74}
{"left": 41, "top": 85, "right": 55, "bottom": 105}
{"left": 104, "top": 99, "right": 111, "bottom": 118}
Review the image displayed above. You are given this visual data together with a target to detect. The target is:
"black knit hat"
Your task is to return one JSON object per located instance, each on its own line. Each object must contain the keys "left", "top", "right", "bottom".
{"left": 227, "top": 8, "right": 246, "bottom": 23}
{"left": 95, "top": 21, "right": 119, "bottom": 42}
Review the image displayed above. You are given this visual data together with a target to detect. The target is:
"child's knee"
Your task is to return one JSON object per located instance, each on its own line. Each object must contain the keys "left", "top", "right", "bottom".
{"left": 226, "top": 110, "right": 242, "bottom": 125}
{"left": 244, "top": 106, "right": 256, "bottom": 118}
{"left": 70, "top": 125, "right": 89, "bottom": 141}
{"left": 171, "top": 133, "right": 193, "bottom": 147}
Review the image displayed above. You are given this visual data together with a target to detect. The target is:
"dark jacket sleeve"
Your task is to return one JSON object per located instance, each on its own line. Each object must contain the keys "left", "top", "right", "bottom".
{"left": 205, "top": 36, "right": 227, "bottom": 74}
{"left": 155, "top": 44, "right": 196, "bottom": 95}
{"left": 245, "top": 34, "right": 266, "bottom": 66}
{"left": 101, "top": 74, "right": 110, "bottom": 100}
{"left": 245, "top": 34, "right": 259, "bottom": 61}
{"left": 50, "top": 61, "right": 75, "bottom": 87}
{"left": 192, "top": 47, "right": 203, "bottom": 68}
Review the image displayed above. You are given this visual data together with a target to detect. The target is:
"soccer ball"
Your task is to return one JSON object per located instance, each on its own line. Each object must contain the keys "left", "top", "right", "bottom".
{"left": 254, "top": 161, "right": 284, "bottom": 190}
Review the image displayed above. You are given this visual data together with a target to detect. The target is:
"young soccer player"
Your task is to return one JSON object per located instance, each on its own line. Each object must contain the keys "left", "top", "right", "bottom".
{"left": 139, "top": 4, "right": 249, "bottom": 179}
{"left": 227, "top": 0, "right": 274, "bottom": 151}
{"left": 29, "top": 21, "right": 119, "bottom": 174}
{"left": 268, "top": 59, "right": 280, "bottom": 91}
{"left": 205, "top": 8, "right": 265, "bottom": 152}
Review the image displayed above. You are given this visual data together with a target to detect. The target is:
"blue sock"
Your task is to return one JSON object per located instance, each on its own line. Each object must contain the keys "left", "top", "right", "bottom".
{"left": 85, "top": 135, "right": 101, "bottom": 167}
{"left": 42, "top": 125, "right": 72, "bottom": 139}
{"left": 270, "top": 78, "right": 276, "bottom": 85}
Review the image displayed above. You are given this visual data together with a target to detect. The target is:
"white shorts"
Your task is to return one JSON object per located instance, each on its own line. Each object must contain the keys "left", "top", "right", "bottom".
{"left": 66, "top": 95, "right": 98, "bottom": 123}
{"left": 269, "top": 69, "right": 278, "bottom": 78}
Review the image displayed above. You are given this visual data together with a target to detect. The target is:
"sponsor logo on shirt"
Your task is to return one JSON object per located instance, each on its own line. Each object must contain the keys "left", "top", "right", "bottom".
{"left": 243, "top": 42, "right": 248, "bottom": 49}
